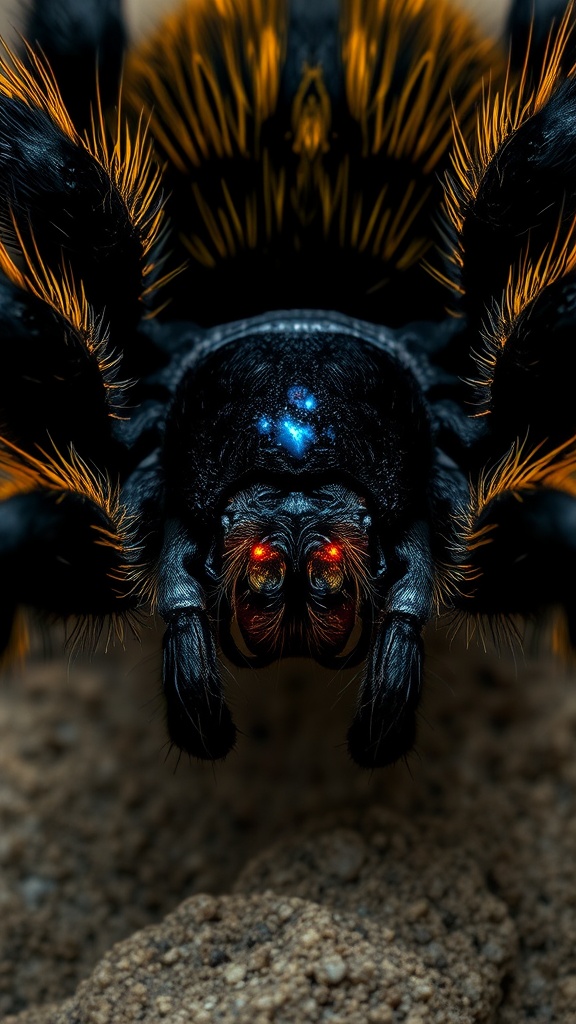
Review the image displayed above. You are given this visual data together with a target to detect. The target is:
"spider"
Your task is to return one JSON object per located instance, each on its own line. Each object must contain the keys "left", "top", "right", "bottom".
{"left": 0, "top": 0, "right": 575, "bottom": 769}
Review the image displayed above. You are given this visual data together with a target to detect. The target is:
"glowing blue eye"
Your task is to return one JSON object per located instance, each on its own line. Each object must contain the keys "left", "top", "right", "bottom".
{"left": 258, "top": 416, "right": 272, "bottom": 435}
{"left": 278, "top": 419, "right": 316, "bottom": 457}
{"left": 287, "top": 385, "right": 317, "bottom": 412}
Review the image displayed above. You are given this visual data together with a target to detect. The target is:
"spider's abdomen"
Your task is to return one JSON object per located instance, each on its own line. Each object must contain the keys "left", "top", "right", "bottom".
{"left": 123, "top": 0, "right": 505, "bottom": 324}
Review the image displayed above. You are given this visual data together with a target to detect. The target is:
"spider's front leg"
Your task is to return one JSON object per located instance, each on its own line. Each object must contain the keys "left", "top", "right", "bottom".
{"left": 0, "top": 490, "right": 129, "bottom": 626}
{"left": 440, "top": 0, "right": 576, "bottom": 638}
{"left": 443, "top": 455, "right": 576, "bottom": 643}
{"left": 0, "top": 449, "right": 163, "bottom": 657}
{"left": 0, "top": 41, "right": 164, "bottom": 352}
{"left": 0, "top": 39, "right": 169, "bottom": 656}
{"left": 347, "top": 521, "right": 435, "bottom": 769}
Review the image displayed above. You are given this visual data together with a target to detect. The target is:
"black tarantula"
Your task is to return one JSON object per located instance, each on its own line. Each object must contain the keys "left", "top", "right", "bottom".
{"left": 1, "top": 0, "right": 576, "bottom": 768}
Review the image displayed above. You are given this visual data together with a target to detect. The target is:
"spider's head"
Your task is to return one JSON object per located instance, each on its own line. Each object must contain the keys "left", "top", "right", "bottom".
{"left": 217, "top": 483, "right": 375, "bottom": 665}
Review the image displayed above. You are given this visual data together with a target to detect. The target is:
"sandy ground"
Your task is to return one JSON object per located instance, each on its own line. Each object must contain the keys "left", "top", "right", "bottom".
{"left": 0, "top": 622, "right": 575, "bottom": 1022}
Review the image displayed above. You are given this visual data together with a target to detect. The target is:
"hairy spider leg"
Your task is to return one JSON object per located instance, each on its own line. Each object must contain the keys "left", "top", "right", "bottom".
{"left": 437, "top": 4, "right": 576, "bottom": 639}
{"left": 0, "top": 44, "right": 165, "bottom": 355}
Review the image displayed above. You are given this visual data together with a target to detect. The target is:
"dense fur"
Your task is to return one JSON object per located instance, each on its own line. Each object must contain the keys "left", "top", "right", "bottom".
{"left": 1, "top": 0, "right": 576, "bottom": 768}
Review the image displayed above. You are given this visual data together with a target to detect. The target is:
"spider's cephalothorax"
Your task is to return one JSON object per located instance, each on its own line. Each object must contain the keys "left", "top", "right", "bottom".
{"left": 2, "top": 0, "right": 576, "bottom": 767}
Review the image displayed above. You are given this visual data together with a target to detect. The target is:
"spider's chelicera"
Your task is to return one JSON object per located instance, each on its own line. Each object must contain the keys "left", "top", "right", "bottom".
{"left": 2, "top": 0, "right": 576, "bottom": 767}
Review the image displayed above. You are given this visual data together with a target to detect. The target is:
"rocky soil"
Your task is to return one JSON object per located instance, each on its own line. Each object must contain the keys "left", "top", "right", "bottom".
{"left": 0, "top": 621, "right": 574, "bottom": 1022}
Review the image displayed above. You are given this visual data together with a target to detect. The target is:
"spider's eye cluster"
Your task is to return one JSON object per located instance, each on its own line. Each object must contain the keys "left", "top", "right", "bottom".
{"left": 307, "top": 543, "right": 344, "bottom": 595}
{"left": 247, "top": 543, "right": 286, "bottom": 594}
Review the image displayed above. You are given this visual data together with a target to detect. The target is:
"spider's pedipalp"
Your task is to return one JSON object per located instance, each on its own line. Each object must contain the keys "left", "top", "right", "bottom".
{"left": 347, "top": 521, "right": 435, "bottom": 769}
{"left": 162, "top": 611, "right": 237, "bottom": 761}
{"left": 347, "top": 613, "right": 424, "bottom": 769}
{"left": 158, "top": 520, "right": 237, "bottom": 761}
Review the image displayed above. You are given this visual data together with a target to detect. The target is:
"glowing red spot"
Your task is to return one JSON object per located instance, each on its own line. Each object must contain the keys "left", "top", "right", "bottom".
{"left": 251, "top": 543, "right": 272, "bottom": 561}
{"left": 322, "top": 543, "right": 342, "bottom": 561}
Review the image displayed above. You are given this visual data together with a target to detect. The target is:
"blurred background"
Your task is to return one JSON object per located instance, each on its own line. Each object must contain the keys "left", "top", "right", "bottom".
{"left": 0, "top": 0, "right": 506, "bottom": 42}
